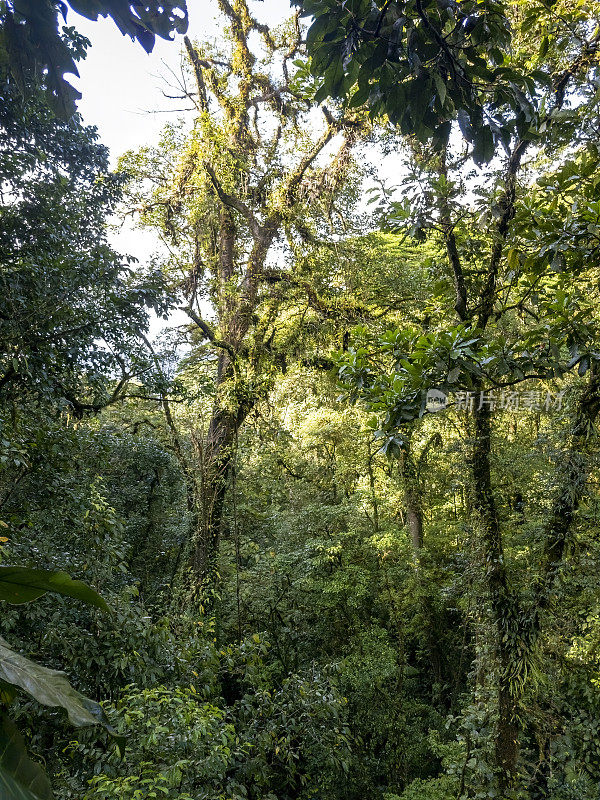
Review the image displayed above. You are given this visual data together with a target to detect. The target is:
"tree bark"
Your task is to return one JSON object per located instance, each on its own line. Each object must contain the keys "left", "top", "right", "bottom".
{"left": 193, "top": 401, "right": 252, "bottom": 587}
{"left": 401, "top": 444, "right": 423, "bottom": 552}
{"left": 471, "top": 396, "right": 519, "bottom": 789}
{"left": 400, "top": 433, "right": 445, "bottom": 694}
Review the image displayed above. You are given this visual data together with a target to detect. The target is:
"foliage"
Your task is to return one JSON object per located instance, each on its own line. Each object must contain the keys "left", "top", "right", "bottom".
{"left": 0, "top": 634, "right": 113, "bottom": 730}
{"left": 0, "top": 27, "right": 175, "bottom": 800}
{"left": 82, "top": 685, "right": 237, "bottom": 800}
{"left": 300, "top": 0, "right": 600, "bottom": 160}
{"left": 0, "top": 567, "right": 115, "bottom": 800}
{"left": 0, "top": 714, "right": 53, "bottom": 800}
{"left": 0, "top": 73, "right": 169, "bottom": 412}
{"left": 0, "top": 568, "right": 109, "bottom": 609}
{"left": 76, "top": 637, "right": 350, "bottom": 800}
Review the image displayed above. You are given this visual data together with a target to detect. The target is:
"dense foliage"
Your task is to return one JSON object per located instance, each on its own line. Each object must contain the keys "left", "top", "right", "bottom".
{"left": 1, "top": 1, "right": 600, "bottom": 799}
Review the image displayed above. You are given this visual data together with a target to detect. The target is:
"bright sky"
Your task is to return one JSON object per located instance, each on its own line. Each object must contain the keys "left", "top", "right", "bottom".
{"left": 72, "top": 0, "right": 292, "bottom": 161}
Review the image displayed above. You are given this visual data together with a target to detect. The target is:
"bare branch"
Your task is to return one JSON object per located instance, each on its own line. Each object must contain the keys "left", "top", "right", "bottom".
{"left": 184, "top": 36, "right": 209, "bottom": 113}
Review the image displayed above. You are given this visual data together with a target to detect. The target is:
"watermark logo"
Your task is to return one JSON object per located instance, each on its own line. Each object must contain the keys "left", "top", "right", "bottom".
{"left": 426, "top": 389, "right": 449, "bottom": 413}
{"left": 426, "top": 388, "right": 566, "bottom": 413}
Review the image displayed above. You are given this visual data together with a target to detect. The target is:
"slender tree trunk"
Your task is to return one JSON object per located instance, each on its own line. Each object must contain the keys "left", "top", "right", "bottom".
{"left": 401, "top": 445, "right": 423, "bottom": 552}
{"left": 400, "top": 434, "right": 444, "bottom": 694}
{"left": 366, "top": 440, "right": 379, "bottom": 531}
{"left": 128, "top": 468, "right": 160, "bottom": 594}
{"left": 405, "top": 490, "right": 423, "bottom": 551}
{"left": 471, "top": 397, "right": 519, "bottom": 789}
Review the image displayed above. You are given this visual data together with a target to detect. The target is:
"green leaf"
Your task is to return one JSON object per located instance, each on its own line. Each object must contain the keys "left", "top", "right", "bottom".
{"left": 306, "top": 15, "right": 333, "bottom": 51}
{"left": 313, "top": 83, "right": 330, "bottom": 104}
{"left": 507, "top": 247, "right": 520, "bottom": 269}
{"left": 324, "top": 58, "right": 346, "bottom": 97}
{"left": 6, "top": 0, "right": 188, "bottom": 117}
{"left": 0, "top": 567, "right": 109, "bottom": 611}
{"left": 4, "top": 1, "right": 82, "bottom": 118}
{"left": 68, "top": 0, "right": 188, "bottom": 49}
{"left": 0, "top": 714, "right": 53, "bottom": 800}
{"left": 0, "top": 636, "right": 113, "bottom": 731}
{"left": 457, "top": 109, "right": 474, "bottom": 142}
{"left": 472, "top": 126, "right": 495, "bottom": 164}
{"left": 432, "top": 71, "right": 447, "bottom": 107}
{"left": 432, "top": 120, "right": 452, "bottom": 151}
{"left": 347, "top": 83, "right": 370, "bottom": 108}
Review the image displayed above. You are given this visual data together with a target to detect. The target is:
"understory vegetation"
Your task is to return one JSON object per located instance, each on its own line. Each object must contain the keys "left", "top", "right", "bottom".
{"left": 1, "top": 1, "right": 600, "bottom": 798}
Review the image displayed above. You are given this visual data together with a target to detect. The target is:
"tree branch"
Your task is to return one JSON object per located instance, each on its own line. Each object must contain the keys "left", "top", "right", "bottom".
{"left": 204, "top": 162, "right": 261, "bottom": 238}
{"left": 277, "top": 112, "right": 341, "bottom": 208}
{"left": 477, "top": 139, "right": 529, "bottom": 329}
{"left": 183, "top": 305, "right": 237, "bottom": 361}
{"left": 183, "top": 35, "right": 209, "bottom": 113}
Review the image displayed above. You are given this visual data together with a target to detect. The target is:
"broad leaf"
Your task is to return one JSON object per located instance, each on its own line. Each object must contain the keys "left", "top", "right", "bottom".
{"left": 0, "top": 567, "right": 109, "bottom": 611}
{"left": 473, "top": 125, "right": 495, "bottom": 165}
{"left": 0, "top": 636, "right": 112, "bottom": 731}
{"left": 6, "top": 0, "right": 82, "bottom": 118}
{"left": 0, "top": 714, "right": 53, "bottom": 800}
{"left": 68, "top": 0, "right": 189, "bottom": 51}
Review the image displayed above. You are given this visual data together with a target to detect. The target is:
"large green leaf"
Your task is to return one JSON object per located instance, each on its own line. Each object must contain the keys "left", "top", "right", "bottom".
{"left": 0, "top": 637, "right": 112, "bottom": 730}
{"left": 0, "top": 714, "right": 53, "bottom": 800}
{"left": 68, "top": 0, "right": 189, "bottom": 48}
{"left": 7, "top": 0, "right": 82, "bottom": 118}
{"left": 0, "top": 567, "right": 109, "bottom": 611}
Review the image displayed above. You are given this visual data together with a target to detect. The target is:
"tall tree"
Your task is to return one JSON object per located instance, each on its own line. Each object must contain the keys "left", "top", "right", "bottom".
{"left": 0, "top": 52, "right": 174, "bottom": 800}
{"left": 123, "top": 0, "right": 365, "bottom": 595}
{"left": 0, "top": 72, "right": 167, "bottom": 413}
{"left": 326, "top": 0, "right": 600, "bottom": 790}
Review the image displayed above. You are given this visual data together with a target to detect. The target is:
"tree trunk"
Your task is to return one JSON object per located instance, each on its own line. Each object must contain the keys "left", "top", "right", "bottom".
{"left": 193, "top": 398, "right": 253, "bottom": 593}
{"left": 401, "top": 446, "right": 423, "bottom": 552}
{"left": 471, "top": 397, "right": 519, "bottom": 789}
{"left": 537, "top": 367, "right": 600, "bottom": 605}
{"left": 400, "top": 435, "right": 444, "bottom": 694}
{"left": 469, "top": 369, "right": 600, "bottom": 791}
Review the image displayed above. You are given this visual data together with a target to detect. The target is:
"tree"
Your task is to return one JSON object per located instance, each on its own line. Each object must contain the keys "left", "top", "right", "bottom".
{"left": 0, "top": 69, "right": 168, "bottom": 413}
{"left": 0, "top": 42, "right": 175, "bottom": 800}
{"left": 6, "top": 0, "right": 600, "bottom": 797}
{"left": 300, "top": 0, "right": 543, "bottom": 159}
{"left": 122, "top": 0, "right": 367, "bottom": 595}
{"left": 322, "top": 0, "right": 600, "bottom": 791}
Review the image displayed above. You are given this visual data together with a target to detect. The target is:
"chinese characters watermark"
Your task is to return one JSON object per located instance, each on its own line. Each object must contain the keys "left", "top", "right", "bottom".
{"left": 426, "top": 388, "right": 567, "bottom": 414}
